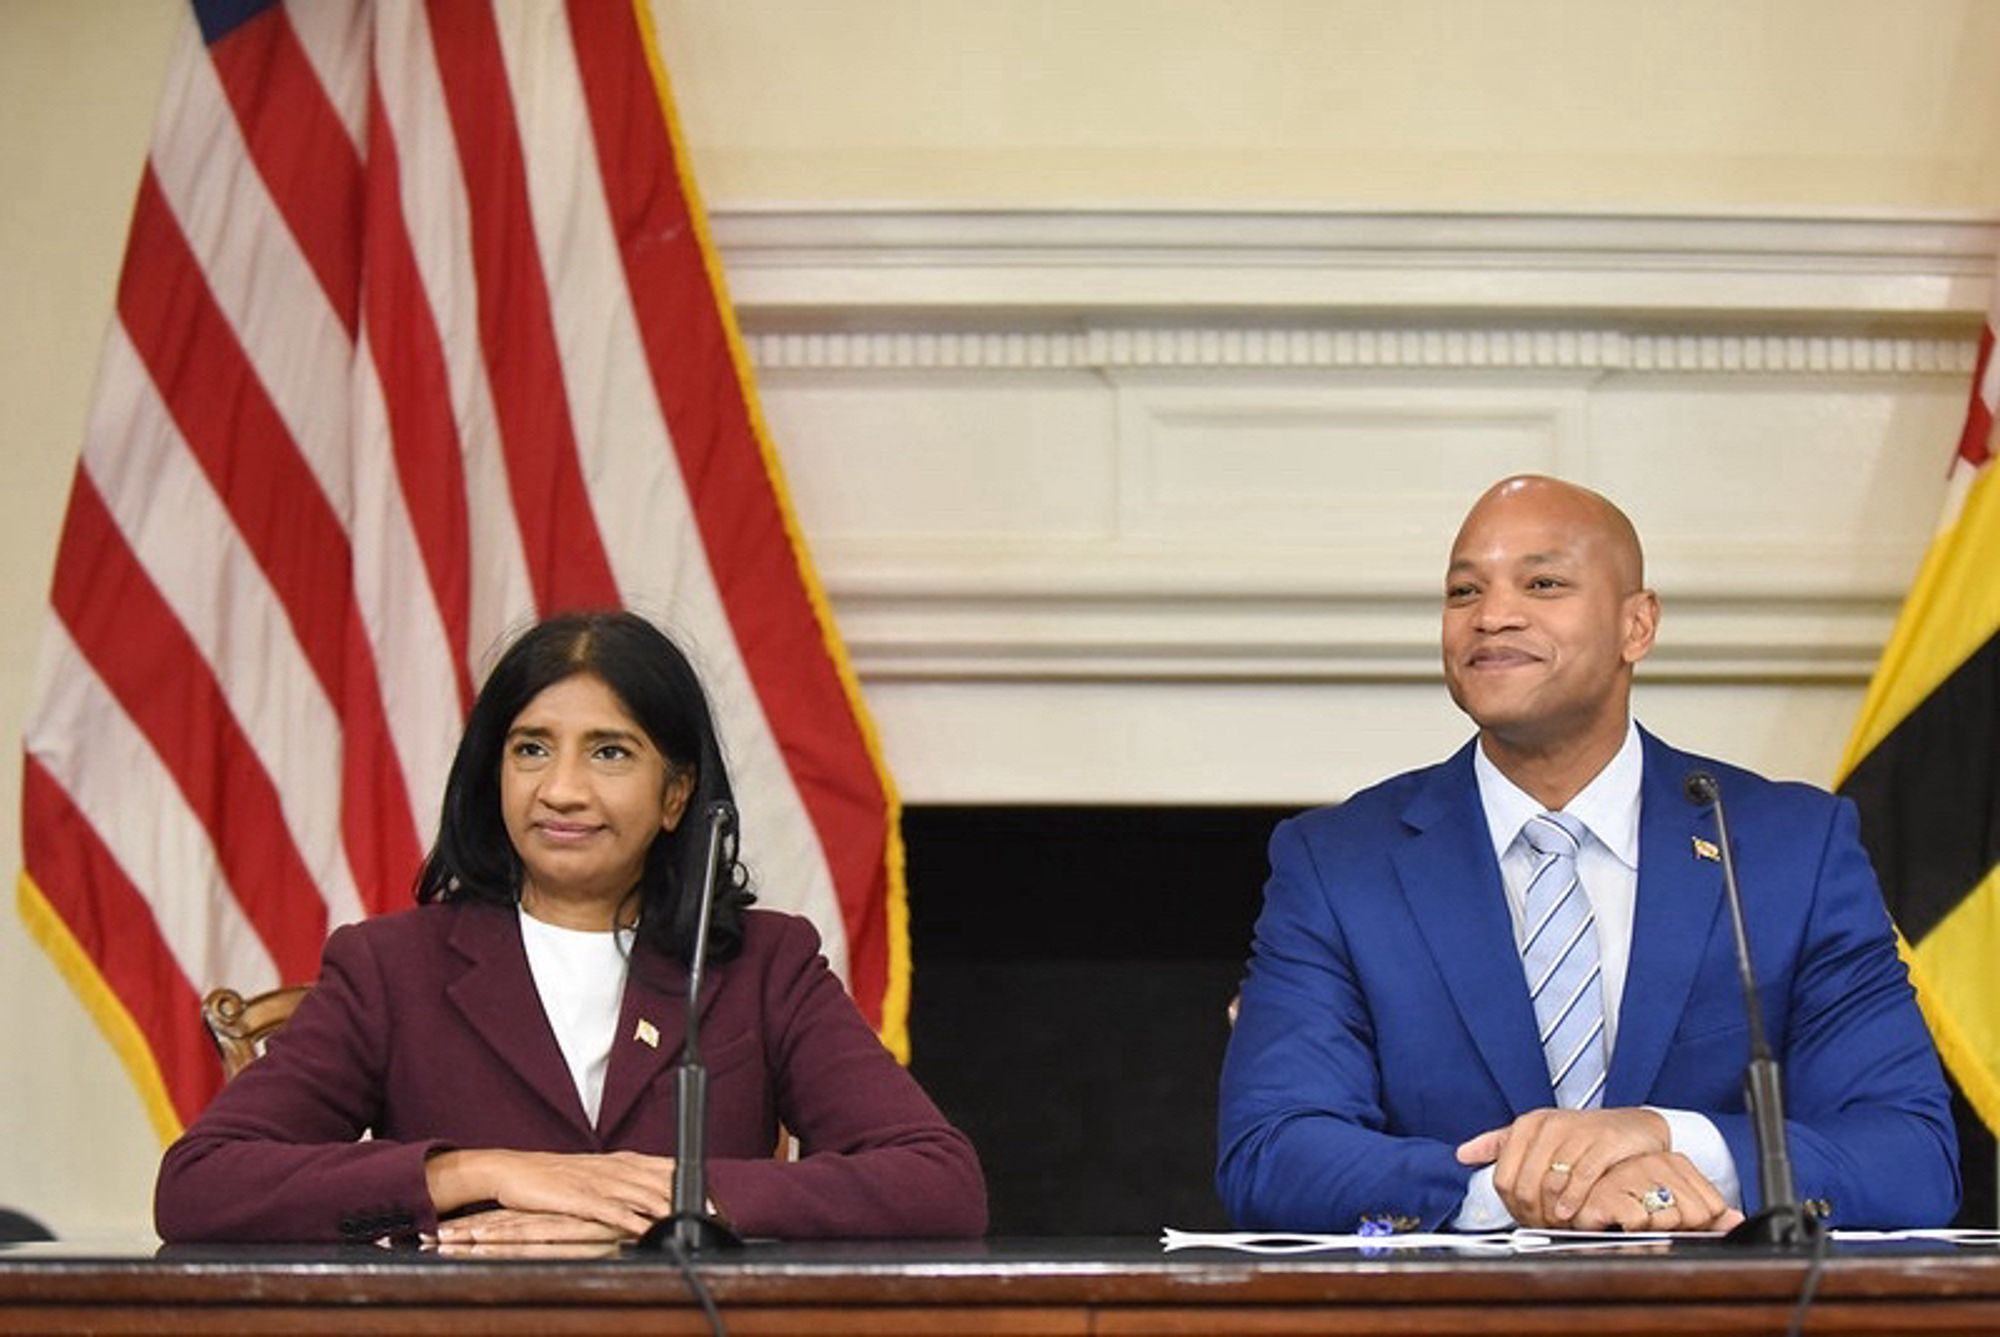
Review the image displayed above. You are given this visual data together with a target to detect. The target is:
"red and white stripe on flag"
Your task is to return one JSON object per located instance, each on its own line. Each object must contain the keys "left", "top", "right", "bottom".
{"left": 18, "top": 0, "right": 907, "bottom": 1141}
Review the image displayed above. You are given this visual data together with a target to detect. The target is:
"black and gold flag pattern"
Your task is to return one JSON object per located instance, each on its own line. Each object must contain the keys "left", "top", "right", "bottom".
{"left": 1837, "top": 355, "right": 2000, "bottom": 1135}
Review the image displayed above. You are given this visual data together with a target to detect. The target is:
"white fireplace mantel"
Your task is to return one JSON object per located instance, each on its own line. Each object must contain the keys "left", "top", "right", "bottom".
{"left": 712, "top": 208, "right": 2000, "bottom": 320}
{"left": 704, "top": 209, "right": 1993, "bottom": 801}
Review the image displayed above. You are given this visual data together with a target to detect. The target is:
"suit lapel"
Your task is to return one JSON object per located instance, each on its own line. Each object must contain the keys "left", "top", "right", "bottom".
{"left": 595, "top": 943, "right": 719, "bottom": 1142}
{"left": 1393, "top": 744, "right": 1554, "bottom": 1116}
{"left": 444, "top": 904, "right": 594, "bottom": 1135}
{"left": 1604, "top": 730, "right": 1727, "bottom": 1105}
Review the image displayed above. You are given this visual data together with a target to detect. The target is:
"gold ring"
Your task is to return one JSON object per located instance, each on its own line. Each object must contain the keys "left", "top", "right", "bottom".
{"left": 1547, "top": 1161, "right": 1573, "bottom": 1176}
{"left": 1637, "top": 1185, "right": 1675, "bottom": 1214}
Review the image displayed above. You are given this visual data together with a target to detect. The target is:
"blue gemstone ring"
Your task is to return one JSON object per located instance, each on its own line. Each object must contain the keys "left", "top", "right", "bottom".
{"left": 1638, "top": 1185, "right": 1675, "bottom": 1214}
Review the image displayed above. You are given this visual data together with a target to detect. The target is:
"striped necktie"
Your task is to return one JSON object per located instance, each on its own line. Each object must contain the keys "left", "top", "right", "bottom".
{"left": 1519, "top": 812, "right": 1607, "bottom": 1110}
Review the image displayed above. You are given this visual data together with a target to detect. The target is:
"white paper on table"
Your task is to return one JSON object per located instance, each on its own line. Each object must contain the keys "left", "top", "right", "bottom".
{"left": 1163, "top": 1226, "right": 2000, "bottom": 1255}
{"left": 1829, "top": 1228, "right": 2000, "bottom": 1246}
{"left": 1161, "top": 1228, "right": 1516, "bottom": 1254}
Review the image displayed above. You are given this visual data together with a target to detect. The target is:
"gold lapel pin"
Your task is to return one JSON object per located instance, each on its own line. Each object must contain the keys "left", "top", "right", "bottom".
{"left": 1691, "top": 837, "right": 1721, "bottom": 863}
{"left": 634, "top": 1019, "right": 660, "bottom": 1049}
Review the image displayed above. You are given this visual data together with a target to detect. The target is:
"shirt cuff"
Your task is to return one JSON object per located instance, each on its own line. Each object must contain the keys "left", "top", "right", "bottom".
{"left": 1452, "top": 1164, "right": 1516, "bottom": 1230}
{"left": 1648, "top": 1106, "right": 1743, "bottom": 1209}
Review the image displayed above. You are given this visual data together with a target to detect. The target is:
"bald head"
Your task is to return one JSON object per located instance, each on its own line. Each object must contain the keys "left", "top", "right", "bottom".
{"left": 1452, "top": 475, "right": 1645, "bottom": 594}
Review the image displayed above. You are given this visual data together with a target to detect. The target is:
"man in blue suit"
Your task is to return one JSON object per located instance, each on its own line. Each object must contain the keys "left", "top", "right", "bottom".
{"left": 1217, "top": 475, "right": 1958, "bottom": 1233}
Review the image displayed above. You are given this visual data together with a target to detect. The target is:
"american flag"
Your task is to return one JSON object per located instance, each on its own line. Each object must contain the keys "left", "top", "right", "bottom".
{"left": 18, "top": 0, "right": 905, "bottom": 1141}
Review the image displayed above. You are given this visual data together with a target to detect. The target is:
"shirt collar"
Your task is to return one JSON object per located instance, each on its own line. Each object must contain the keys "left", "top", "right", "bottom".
{"left": 1472, "top": 718, "right": 1643, "bottom": 868}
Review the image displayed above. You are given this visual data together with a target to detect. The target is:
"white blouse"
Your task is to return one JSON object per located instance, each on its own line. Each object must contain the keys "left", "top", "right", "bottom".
{"left": 517, "top": 909, "right": 634, "bottom": 1127}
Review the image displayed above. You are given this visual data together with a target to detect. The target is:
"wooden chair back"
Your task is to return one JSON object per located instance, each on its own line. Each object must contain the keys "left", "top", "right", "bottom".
{"left": 200, "top": 984, "right": 311, "bottom": 1082}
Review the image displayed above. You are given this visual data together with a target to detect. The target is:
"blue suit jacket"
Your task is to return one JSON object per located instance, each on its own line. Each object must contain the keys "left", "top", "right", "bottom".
{"left": 1216, "top": 729, "right": 1958, "bottom": 1231}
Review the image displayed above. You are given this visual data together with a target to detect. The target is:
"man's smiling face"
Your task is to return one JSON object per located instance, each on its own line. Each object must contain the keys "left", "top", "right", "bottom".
{"left": 1441, "top": 476, "right": 1657, "bottom": 757}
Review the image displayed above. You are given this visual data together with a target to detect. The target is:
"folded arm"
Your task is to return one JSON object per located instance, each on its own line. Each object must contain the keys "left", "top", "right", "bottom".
{"left": 1217, "top": 820, "right": 1479, "bottom": 1232}
{"left": 1705, "top": 799, "right": 1957, "bottom": 1228}
{"left": 154, "top": 925, "right": 446, "bottom": 1242}
{"left": 704, "top": 916, "right": 987, "bottom": 1239}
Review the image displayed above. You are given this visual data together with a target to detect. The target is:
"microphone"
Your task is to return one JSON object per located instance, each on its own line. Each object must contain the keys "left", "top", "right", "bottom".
{"left": 1682, "top": 770, "right": 1821, "bottom": 1248}
{"left": 638, "top": 800, "right": 744, "bottom": 1254}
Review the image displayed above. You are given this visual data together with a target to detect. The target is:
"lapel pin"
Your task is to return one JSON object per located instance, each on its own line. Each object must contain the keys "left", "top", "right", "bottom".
{"left": 1691, "top": 837, "right": 1721, "bottom": 863}
{"left": 634, "top": 1018, "right": 660, "bottom": 1049}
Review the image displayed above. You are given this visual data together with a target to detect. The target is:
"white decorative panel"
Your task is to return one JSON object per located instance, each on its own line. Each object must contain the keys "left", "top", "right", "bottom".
{"left": 1113, "top": 379, "right": 1588, "bottom": 557}
{"left": 1590, "top": 379, "right": 1963, "bottom": 597}
{"left": 758, "top": 370, "right": 1117, "bottom": 543}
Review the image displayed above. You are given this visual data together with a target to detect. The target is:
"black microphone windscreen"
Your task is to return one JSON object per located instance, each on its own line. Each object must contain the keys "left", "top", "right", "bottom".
{"left": 1684, "top": 771, "right": 1720, "bottom": 805}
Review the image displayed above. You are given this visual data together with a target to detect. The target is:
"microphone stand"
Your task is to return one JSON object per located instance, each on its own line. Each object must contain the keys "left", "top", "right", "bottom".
{"left": 638, "top": 801, "right": 744, "bottom": 1254}
{"left": 1685, "top": 772, "right": 1822, "bottom": 1248}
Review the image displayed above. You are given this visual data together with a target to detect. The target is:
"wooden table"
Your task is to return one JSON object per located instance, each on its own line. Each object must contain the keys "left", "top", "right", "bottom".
{"left": 5, "top": 1236, "right": 2000, "bottom": 1335}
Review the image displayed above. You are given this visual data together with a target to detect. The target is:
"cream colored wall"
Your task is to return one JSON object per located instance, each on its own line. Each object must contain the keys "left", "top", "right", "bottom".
{"left": 0, "top": 0, "right": 1994, "bottom": 1239}
{"left": 653, "top": 0, "right": 2000, "bottom": 210}
{"left": 1, "top": 0, "right": 183, "bottom": 1239}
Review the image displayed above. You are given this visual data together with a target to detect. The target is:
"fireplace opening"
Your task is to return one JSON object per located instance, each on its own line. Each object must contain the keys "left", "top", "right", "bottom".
{"left": 899, "top": 804, "right": 1999, "bottom": 1234}
{"left": 903, "top": 804, "right": 1290, "bottom": 1236}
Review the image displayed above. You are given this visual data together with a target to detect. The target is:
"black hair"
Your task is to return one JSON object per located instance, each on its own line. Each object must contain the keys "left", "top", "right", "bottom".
{"left": 415, "top": 610, "right": 753, "bottom": 964}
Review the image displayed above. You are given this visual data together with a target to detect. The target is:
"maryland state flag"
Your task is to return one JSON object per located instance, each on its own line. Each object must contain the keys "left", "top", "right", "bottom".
{"left": 1836, "top": 288, "right": 2000, "bottom": 1138}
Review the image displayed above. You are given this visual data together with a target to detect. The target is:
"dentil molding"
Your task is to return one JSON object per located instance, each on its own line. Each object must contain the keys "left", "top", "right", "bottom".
{"left": 740, "top": 326, "right": 1975, "bottom": 375}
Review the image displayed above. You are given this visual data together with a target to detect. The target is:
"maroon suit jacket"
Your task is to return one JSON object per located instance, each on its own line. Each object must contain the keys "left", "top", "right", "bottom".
{"left": 155, "top": 903, "right": 985, "bottom": 1241}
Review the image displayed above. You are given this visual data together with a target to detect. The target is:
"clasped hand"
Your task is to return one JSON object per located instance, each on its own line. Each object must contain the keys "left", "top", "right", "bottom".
{"left": 427, "top": 1149, "right": 676, "bottom": 1244}
{"left": 1455, "top": 1108, "right": 1743, "bottom": 1232}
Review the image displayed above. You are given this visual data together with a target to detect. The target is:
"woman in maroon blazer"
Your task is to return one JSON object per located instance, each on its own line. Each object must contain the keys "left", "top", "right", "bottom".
{"left": 155, "top": 612, "right": 985, "bottom": 1244}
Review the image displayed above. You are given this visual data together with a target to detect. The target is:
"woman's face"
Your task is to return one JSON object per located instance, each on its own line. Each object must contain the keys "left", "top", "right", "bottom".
{"left": 500, "top": 672, "right": 692, "bottom": 927}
